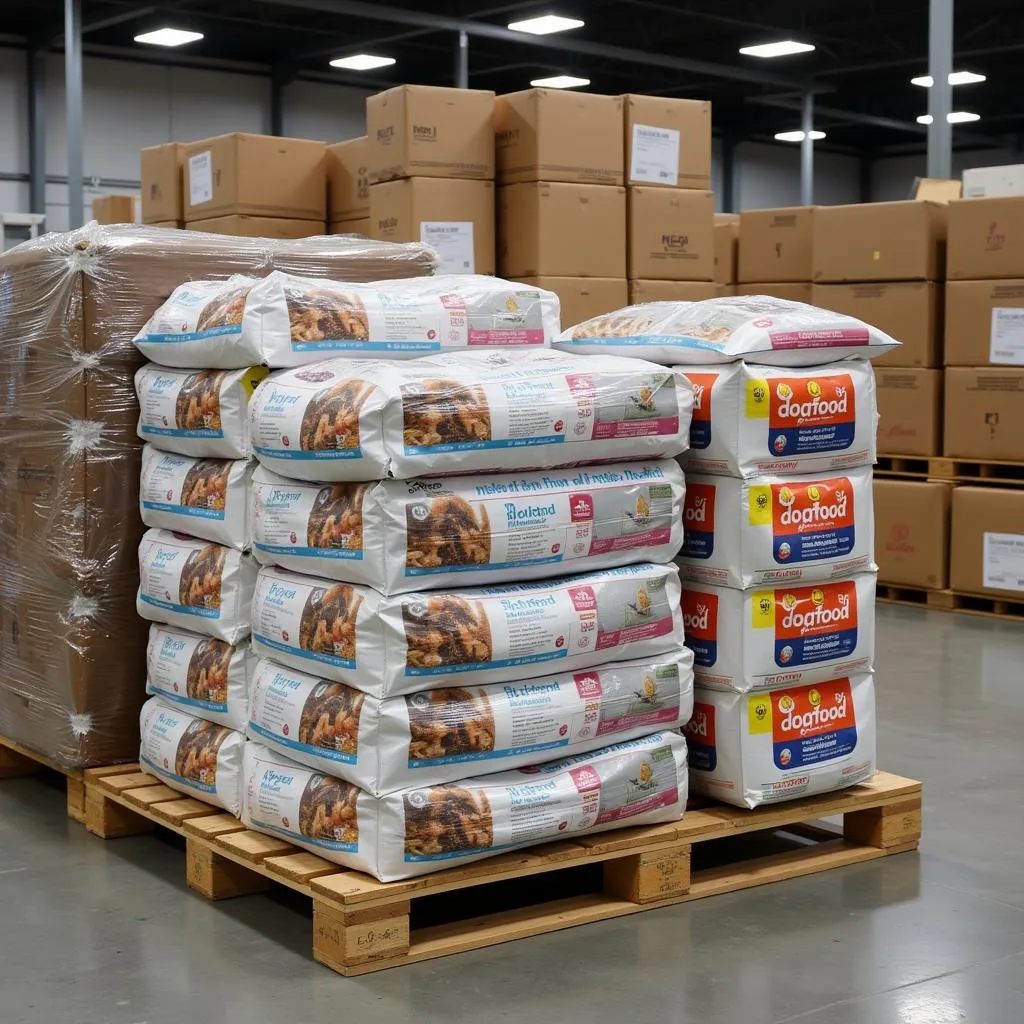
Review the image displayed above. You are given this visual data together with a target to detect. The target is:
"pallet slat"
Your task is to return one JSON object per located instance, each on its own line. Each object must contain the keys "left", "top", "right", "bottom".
{"left": 878, "top": 585, "right": 1024, "bottom": 623}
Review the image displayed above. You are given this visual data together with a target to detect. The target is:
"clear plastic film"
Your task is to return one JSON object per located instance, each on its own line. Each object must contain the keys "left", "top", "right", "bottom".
{"left": 0, "top": 223, "right": 435, "bottom": 767}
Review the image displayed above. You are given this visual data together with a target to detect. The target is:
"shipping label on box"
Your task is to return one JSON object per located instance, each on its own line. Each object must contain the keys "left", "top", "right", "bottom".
{"left": 420, "top": 221, "right": 475, "bottom": 273}
{"left": 983, "top": 532, "right": 1024, "bottom": 591}
{"left": 990, "top": 307, "right": 1024, "bottom": 364}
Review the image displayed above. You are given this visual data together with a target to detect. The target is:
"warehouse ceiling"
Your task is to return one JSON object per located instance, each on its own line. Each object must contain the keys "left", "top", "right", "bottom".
{"left": 2, "top": 0, "right": 1022, "bottom": 156}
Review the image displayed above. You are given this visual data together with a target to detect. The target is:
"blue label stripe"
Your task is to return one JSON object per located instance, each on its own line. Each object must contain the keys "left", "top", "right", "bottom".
{"left": 681, "top": 530, "right": 714, "bottom": 560}
{"left": 773, "top": 724, "right": 857, "bottom": 770}
{"left": 141, "top": 425, "right": 225, "bottom": 439}
{"left": 147, "top": 686, "right": 228, "bottom": 715}
{"left": 406, "top": 553, "right": 563, "bottom": 576}
{"left": 685, "top": 636, "right": 717, "bottom": 669}
{"left": 142, "top": 325, "right": 243, "bottom": 343}
{"left": 142, "top": 500, "right": 226, "bottom": 522}
{"left": 774, "top": 626, "right": 858, "bottom": 668}
{"left": 249, "top": 721, "right": 358, "bottom": 764}
{"left": 404, "top": 434, "right": 565, "bottom": 456}
{"left": 254, "top": 632, "right": 355, "bottom": 669}
{"left": 405, "top": 648, "right": 567, "bottom": 677}
{"left": 141, "top": 594, "right": 219, "bottom": 619}
{"left": 768, "top": 423, "right": 855, "bottom": 457}
{"left": 774, "top": 526, "right": 855, "bottom": 565}
{"left": 253, "top": 446, "right": 363, "bottom": 461}
{"left": 140, "top": 753, "right": 216, "bottom": 793}
{"left": 254, "top": 542, "right": 363, "bottom": 561}
{"left": 254, "top": 818, "right": 357, "bottom": 853}
{"left": 292, "top": 339, "right": 441, "bottom": 353}
{"left": 687, "top": 741, "right": 717, "bottom": 772}
{"left": 560, "top": 334, "right": 725, "bottom": 352}
{"left": 408, "top": 737, "right": 569, "bottom": 769}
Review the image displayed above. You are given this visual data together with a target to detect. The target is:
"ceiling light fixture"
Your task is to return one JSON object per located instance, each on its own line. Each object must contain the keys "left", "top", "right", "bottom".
{"left": 774, "top": 130, "right": 826, "bottom": 142}
{"left": 509, "top": 14, "right": 584, "bottom": 35}
{"left": 530, "top": 74, "right": 590, "bottom": 89}
{"left": 916, "top": 111, "right": 981, "bottom": 124}
{"left": 911, "top": 71, "right": 987, "bottom": 87}
{"left": 329, "top": 54, "right": 396, "bottom": 70}
{"left": 739, "top": 40, "right": 815, "bottom": 58}
{"left": 134, "top": 28, "right": 204, "bottom": 47}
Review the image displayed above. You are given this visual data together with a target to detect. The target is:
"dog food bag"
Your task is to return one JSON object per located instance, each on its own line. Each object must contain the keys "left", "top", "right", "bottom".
{"left": 250, "top": 562, "right": 683, "bottom": 698}
{"left": 555, "top": 295, "right": 900, "bottom": 365}
{"left": 140, "top": 445, "right": 254, "bottom": 550}
{"left": 246, "top": 648, "right": 694, "bottom": 794}
{"left": 250, "top": 460, "right": 685, "bottom": 592}
{"left": 145, "top": 625, "right": 253, "bottom": 731}
{"left": 136, "top": 364, "right": 268, "bottom": 459}
{"left": 242, "top": 730, "right": 688, "bottom": 881}
{"left": 137, "top": 529, "right": 256, "bottom": 644}
{"left": 681, "top": 574, "right": 876, "bottom": 693}
{"left": 678, "top": 468, "right": 875, "bottom": 589}
{"left": 677, "top": 360, "right": 877, "bottom": 478}
{"left": 139, "top": 697, "right": 244, "bottom": 814}
{"left": 685, "top": 673, "right": 876, "bottom": 808}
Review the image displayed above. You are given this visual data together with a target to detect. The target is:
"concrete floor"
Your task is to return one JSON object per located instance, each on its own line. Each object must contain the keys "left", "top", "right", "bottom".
{"left": 2, "top": 603, "right": 1023, "bottom": 1024}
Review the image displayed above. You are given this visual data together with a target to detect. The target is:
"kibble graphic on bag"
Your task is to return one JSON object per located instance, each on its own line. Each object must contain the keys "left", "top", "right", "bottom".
{"left": 685, "top": 674, "right": 876, "bottom": 808}
{"left": 677, "top": 468, "right": 875, "bottom": 588}
{"left": 139, "top": 697, "right": 244, "bottom": 814}
{"left": 246, "top": 648, "right": 694, "bottom": 794}
{"left": 681, "top": 574, "right": 876, "bottom": 692}
{"left": 137, "top": 529, "right": 256, "bottom": 643}
{"left": 554, "top": 295, "right": 900, "bottom": 365}
{"left": 250, "top": 460, "right": 684, "bottom": 592}
{"left": 140, "top": 445, "right": 253, "bottom": 550}
{"left": 242, "top": 730, "right": 688, "bottom": 880}
{"left": 136, "top": 364, "right": 268, "bottom": 458}
{"left": 145, "top": 625, "right": 253, "bottom": 731}
{"left": 676, "top": 360, "right": 877, "bottom": 478}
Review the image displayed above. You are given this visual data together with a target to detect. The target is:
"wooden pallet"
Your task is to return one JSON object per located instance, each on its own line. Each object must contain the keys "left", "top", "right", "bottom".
{"left": 2, "top": 735, "right": 84, "bottom": 822}
{"left": 83, "top": 765, "right": 921, "bottom": 976}
{"left": 878, "top": 584, "right": 1024, "bottom": 623}
{"left": 876, "top": 455, "right": 1024, "bottom": 487}
{"left": 874, "top": 455, "right": 932, "bottom": 479}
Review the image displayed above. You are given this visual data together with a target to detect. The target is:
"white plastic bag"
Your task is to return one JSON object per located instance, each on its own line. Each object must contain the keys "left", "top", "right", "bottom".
{"left": 250, "top": 561, "right": 684, "bottom": 697}
{"left": 246, "top": 648, "right": 694, "bottom": 794}
{"left": 554, "top": 295, "right": 900, "bottom": 365}
{"left": 136, "top": 364, "right": 268, "bottom": 458}
{"left": 242, "top": 730, "right": 688, "bottom": 881}
{"left": 250, "top": 460, "right": 685, "bottom": 592}
{"left": 145, "top": 624, "right": 253, "bottom": 731}
{"left": 685, "top": 674, "right": 876, "bottom": 808}
{"left": 137, "top": 529, "right": 257, "bottom": 644}
{"left": 139, "top": 696, "right": 245, "bottom": 814}
{"left": 140, "top": 445, "right": 253, "bottom": 550}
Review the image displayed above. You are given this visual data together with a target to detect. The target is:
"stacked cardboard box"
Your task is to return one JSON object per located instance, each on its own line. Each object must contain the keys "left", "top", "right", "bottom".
{"left": 91, "top": 194, "right": 140, "bottom": 225}
{"left": 327, "top": 136, "right": 370, "bottom": 236}
{"left": 366, "top": 85, "right": 495, "bottom": 275}
{"left": 713, "top": 213, "right": 738, "bottom": 297}
{"left": 736, "top": 206, "right": 815, "bottom": 304}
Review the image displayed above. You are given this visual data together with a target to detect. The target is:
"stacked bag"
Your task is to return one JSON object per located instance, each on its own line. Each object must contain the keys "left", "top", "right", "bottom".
{"left": 555, "top": 294, "right": 899, "bottom": 808}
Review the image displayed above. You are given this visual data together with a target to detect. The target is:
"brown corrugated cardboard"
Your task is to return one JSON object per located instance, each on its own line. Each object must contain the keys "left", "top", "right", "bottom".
{"left": 185, "top": 215, "right": 326, "bottom": 239}
{"left": 517, "top": 277, "right": 627, "bottom": 329}
{"left": 874, "top": 478, "right": 951, "bottom": 589}
{"left": 622, "top": 95, "right": 710, "bottom": 190}
{"left": 945, "top": 279, "right": 1024, "bottom": 365}
{"left": 738, "top": 206, "right": 814, "bottom": 283}
{"left": 91, "top": 194, "right": 138, "bottom": 225}
{"left": 813, "top": 201, "right": 947, "bottom": 282}
{"left": 367, "top": 85, "right": 495, "bottom": 184}
{"left": 498, "top": 182, "right": 626, "bottom": 278}
{"left": 951, "top": 486, "right": 1024, "bottom": 596}
{"left": 629, "top": 280, "right": 720, "bottom": 303}
{"left": 368, "top": 177, "right": 495, "bottom": 275}
{"left": 947, "top": 196, "right": 1024, "bottom": 279}
{"left": 735, "top": 282, "right": 814, "bottom": 303}
{"left": 327, "top": 136, "right": 369, "bottom": 221}
{"left": 913, "top": 177, "right": 961, "bottom": 202}
{"left": 140, "top": 142, "right": 186, "bottom": 224}
{"left": 714, "top": 213, "right": 738, "bottom": 286}
{"left": 331, "top": 217, "right": 371, "bottom": 235}
{"left": 876, "top": 368, "right": 943, "bottom": 456}
{"left": 812, "top": 281, "right": 941, "bottom": 368}
{"left": 495, "top": 90, "right": 623, "bottom": 186}
{"left": 627, "top": 187, "right": 713, "bottom": 281}
{"left": 943, "top": 367, "right": 1024, "bottom": 460}
{"left": 149, "top": 220, "right": 182, "bottom": 229}
{"left": 183, "top": 133, "right": 327, "bottom": 221}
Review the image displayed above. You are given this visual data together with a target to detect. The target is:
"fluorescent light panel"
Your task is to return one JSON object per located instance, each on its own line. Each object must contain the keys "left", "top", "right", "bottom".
{"left": 509, "top": 14, "right": 584, "bottom": 35}
{"left": 774, "top": 130, "right": 826, "bottom": 142}
{"left": 134, "top": 28, "right": 203, "bottom": 47}
{"left": 911, "top": 71, "right": 986, "bottom": 86}
{"left": 916, "top": 111, "right": 981, "bottom": 124}
{"left": 739, "top": 40, "right": 815, "bottom": 58}
{"left": 330, "top": 54, "right": 396, "bottom": 70}
{"left": 531, "top": 74, "right": 590, "bottom": 88}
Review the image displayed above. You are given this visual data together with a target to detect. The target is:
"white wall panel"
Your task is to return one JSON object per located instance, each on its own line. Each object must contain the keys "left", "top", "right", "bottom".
{"left": 0, "top": 49, "right": 27, "bottom": 175}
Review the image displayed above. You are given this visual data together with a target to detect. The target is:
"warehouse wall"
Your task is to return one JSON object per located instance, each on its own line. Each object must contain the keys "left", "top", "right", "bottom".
{"left": 871, "top": 146, "right": 1021, "bottom": 201}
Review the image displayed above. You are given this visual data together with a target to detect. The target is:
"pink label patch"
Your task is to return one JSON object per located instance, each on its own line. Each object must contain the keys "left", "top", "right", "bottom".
{"left": 595, "top": 787, "right": 678, "bottom": 824}
{"left": 589, "top": 526, "right": 671, "bottom": 555}
{"left": 573, "top": 672, "right": 603, "bottom": 700}
{"left": 569, "top": 493, "right": 595, "bottom": 523}
{"left": 596, "top": 705, "right": 679, "bottom": 736}
{"left": 569, "top": 764, "right": 602, "bottom": 793}
{"left": 768, "top": 328, "right": 869, "bottom": 350}
{"left": 566, "top": 373, "right": 596, "bottom": 396}
{"left": 596, "top": 613, "right": 674, "bottom": 650}
{"left": 467, "top": 328, "right": 546, "bottom": 346}
{"left": 568, "top": 585, "right": 597, "bottom": 612}
{"left": 592, "top": 416, "right": 679, "bottom": 440}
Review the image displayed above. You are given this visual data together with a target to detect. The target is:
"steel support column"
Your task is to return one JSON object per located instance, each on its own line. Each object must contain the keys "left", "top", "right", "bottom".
{"left": 800, "top": 90, "right": 814, "bottom": 206}
{"left": 927, "top": 0, "right": 953, "bottom": 178}
{"left": 64, "top": 0, "right": 84, "bottom": 229}
{"left": 455, "top": 30, "right": 469, "bottom": 88}
{"left": 27, "top": 47, "right": 46, "bottom": 219}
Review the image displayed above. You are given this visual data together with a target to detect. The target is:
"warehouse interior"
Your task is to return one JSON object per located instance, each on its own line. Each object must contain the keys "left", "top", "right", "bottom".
{"left": 1, "top": 2, "right": 1024, "bottom": 1023}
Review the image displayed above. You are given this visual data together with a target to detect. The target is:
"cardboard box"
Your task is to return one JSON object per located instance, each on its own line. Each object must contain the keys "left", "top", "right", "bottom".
{"left": 367, "top": 85, "right": 495, "bottom": 184}
{"left": 622, "top": 94, "right": 710, "bottom": 190}
{"left": 951, "top": 486, "right": 1024, "bottom": 596}
{"left": 945, "top": 279, "right": 1024, "bottom": 366}
{"left": 913, "top": 178, "right": 961, "bottom": 202}
{"left": 517, "top": 276, "right": 627, "bottom": 329}
{"left": 150, "top": 220, "right": 182, "bottom": 229}
{"left": 327, "top": 136, "right": 369, "bottom": 221}
{"left": 627, "top": 187, "right": 713, "bottom": 281}
{"left": 962, "top": 165, "right": 1024, "bottom": 199}
{"left": 714, "top": 214, "right": 738, "bottom": 286}
{"left": 735, "top": 282, "right": 813, "bottom": 303}
{"left": 629, "top": 280, "right": 720, "bottom": 303}
{"left": 91, "top": 194, "right": 138, "bottom": 225}
{"left": 331, "top": 217, "right": 371, "bottom": 235}
{"left": 369, "top": 177, "right": 495, "bottom": 275}
{"left": 874, "top": 478, "right": 951, "bottom": 589}
{"left": 185, "top": 215, "right": 326, "bottom": 239}
{"left": 943, "top": 368, "right": 1024, "bottom": 460}
{"left": 140, "top": 142, "right": 186, "bottom": 224}
{"left": 498, "top": 182, "right": 626, "bottom": 278}
{"left": 183, "top": 133, "right": 326, "bottom": 221}
{"left": 947, "top": 196, "right": 1024, "bottom": 279}
{"left": 495, "top": 90, "right": 623, "bottom": 186}
{"left": 812, "top": 281, "right": 941, "bottom": 368}
{"left": 812, "top": 200, "right": 947, "bottom": 282}
{"left": 738, "top": 206, "right": 814, "bottom": 283}
{"left": 876, "top": 368, "right": 943, "bottom": 456}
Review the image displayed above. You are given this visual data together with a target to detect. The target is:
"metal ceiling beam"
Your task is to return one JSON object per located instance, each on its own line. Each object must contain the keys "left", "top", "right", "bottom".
{"left": 257, "top": 0, "right": 808, "bottom": 88}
